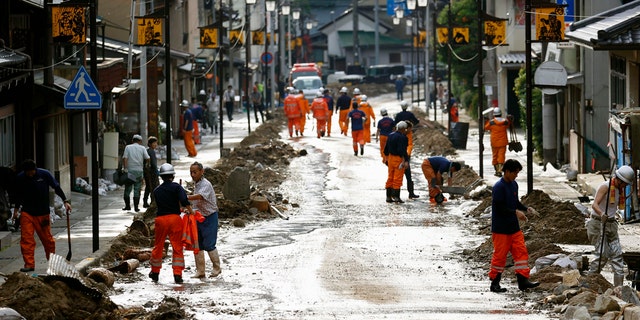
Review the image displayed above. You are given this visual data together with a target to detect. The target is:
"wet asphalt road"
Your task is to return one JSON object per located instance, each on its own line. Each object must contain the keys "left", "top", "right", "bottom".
{"left": 109, "top": 92, "right": 553, "bottom": 319}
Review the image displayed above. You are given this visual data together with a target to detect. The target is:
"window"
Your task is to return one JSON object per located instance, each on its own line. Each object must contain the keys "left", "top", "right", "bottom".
{"left": 611, "top": 55, "right": 626, "bottom": 108}
{"left": 0, "top": 112, "right": 15, "bottom": 168}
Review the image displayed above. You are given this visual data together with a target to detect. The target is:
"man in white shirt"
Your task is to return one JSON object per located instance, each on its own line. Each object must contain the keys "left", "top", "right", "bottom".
{"left": 122, "top": 134, "right": 150, "bottom": 212}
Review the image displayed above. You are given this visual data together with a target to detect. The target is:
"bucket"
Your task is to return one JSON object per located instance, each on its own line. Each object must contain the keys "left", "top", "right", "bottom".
{"left": 449, "top": 122, "right": 469, "bottom": 149}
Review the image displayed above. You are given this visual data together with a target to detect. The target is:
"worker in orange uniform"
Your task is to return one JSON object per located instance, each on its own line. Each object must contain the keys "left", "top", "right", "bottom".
{"left": 311, "top": 91, "right": 329, "bottom": 138}
{"left": 383, "top": 121, "right": 409, "bottom": 203}
{"left": 351, "top": 87, "right": 362, "bottom": 110}
{"left": 180, "top": 100, "right": 198, "bottom": 157}
{"left": 421, "top": 156, "right": 461, "bottom": 204}
{"left": 484, "top": 107, "right": 510, "bottom": 177}
{"left": 283, "top": 87, "right": 303, "bottom": 137}
{"left": 359, "top": 95, "right": 376, "bottom": 144}
{"left": 449, "top": 100, "right": 459, "bottom": 123}
{"left": 376, "top": 108, "right": 395, "bottom": 163}
{"left": 296, "top": 89, "right": 310, "bottom": 136}
{"left": 149, "top": 163, "right": 193, "bottom": 284}
{"left": 347, "top": 102, "right": 367, "bottom": 156}
{"left": 336, "top": 87, "right": 352, "bottom": 135}
{"left": 322, "top": 89, "right": 334, "bottom": 137}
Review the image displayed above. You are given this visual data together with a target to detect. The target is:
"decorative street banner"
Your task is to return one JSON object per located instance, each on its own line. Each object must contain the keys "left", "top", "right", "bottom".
{"left": 414, "top": 31, "right": 426, "bottom": 48}
{"left": 229, "top": 29, "right": 244, "bottom": 46}
{"left": 484, "top": 20, "right": 507, "bottom": 46}
{"left": 136, "top": 18, "right": 163, "bottom": 46}
{"left": 437, "top": 27, "right": 448, "bottom": 44}
{"left": 200, "top": 26, "right": 218, "bottom": 48}
{"left": 536, "top": 6, "right": 565, "bottom": 41}
{"left": 52, "top": 6, "right": 86, "bottom": 44}
{"left": 452, "top": 27, "right": 469, "bottom": 44}
{"left": 252, "top": 31, "right": 265, "bottom": 45}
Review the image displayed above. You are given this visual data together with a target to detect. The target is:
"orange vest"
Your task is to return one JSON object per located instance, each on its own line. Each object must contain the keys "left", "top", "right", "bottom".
{"left": 311, "top": 98, "right": 329, "bottom": 120}
{"left": 284, "top": 95, "right": 302, "bottom": 118}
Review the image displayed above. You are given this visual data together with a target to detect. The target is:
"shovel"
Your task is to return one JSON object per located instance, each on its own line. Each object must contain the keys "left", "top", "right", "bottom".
{"left": 65, "top": 208, "right": 72, "bottom": 261}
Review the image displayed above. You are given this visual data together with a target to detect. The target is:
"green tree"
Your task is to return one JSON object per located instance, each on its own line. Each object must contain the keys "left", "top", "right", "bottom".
{"left": 513, "top": 62, "right": 543, "bottom": 158}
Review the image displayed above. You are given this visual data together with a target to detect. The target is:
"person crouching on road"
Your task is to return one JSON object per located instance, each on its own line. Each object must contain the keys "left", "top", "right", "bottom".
{"left": 13, "top": 159, "right": 72, "bottom": 273}
{"left": 420, "top": 156, "right": 461, "bottom": 204}
{"left": 284, "top": 87, "right": 303, "bottom": 137}
{"left": 347, "top": 100, "right": 367, "bottom": 156}
{"left": 383, "top": 121, "right": 409, "bottom": 203}
{"left": 489, "top": 159, "right": 539, "bottom": 293}
{"left": 187, "top": 162, "right": 222, "bottom": 278}
{"left": 311, "top": 91, "right": 329, "bottom": 138}
{"left": 150, "top": 163, "right": 193, "bottom": 284}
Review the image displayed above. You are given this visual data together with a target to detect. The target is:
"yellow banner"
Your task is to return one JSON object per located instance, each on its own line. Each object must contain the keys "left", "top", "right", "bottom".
{"left": 136, "top": 18, "right": 163, "bottom": 46}
{"left": 414, "top": 31, "right": 426, "bottom": 48}
{"left": 52, "top": 6, "right": 86, "bottom": 44}
{"left": 452, "top": 27, "right": 469, "bottom": 45}
{"left": 536, "top": 7, "right": 565, "bottom": 41}
{"left": 229, "top": 30, "right": 244, "bottom": 46}
{"left": 252, "top": 31, "right": 265, "bottom": 45}
{"left": 200, "top": 27, "right": 218, "bottom": 48}
{"left": 484, "top": 20, "right": 506, "bottom": 46}
{"left": 437, "top": 27, "right": 448, "bottom": 44}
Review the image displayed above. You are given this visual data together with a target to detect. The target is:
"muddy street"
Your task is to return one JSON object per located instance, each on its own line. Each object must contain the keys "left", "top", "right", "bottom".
{"left": 103, "top": 92, "right": 552, "bottom": 319}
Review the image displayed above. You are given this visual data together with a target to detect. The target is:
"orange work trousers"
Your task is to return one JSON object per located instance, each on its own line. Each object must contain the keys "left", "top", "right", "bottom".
{"left": 315, "top": 119, "right": 327, "bottom": 137}
{"left": 183, "top": 130, "right": 197, "bottom": 157}
{"left": 379, "top": 135, "right": 389, "bottom": 163}
{"left": 491, "top": 145, "right": 507, "bottom": 165}
{"left": 327, "top": 114, "right": 333, "bottom": 136}
{"left": 19, "top": 211, "right": 55, "bottom": 269}
{"left": 489, "top": 231, "right": 531, "bottom": 280}
{"left": 339, "top": 109, "right": 350, "bottom": 135}
{"left": 299, "top": 115, "right": 307, "bottom": 134}
{"left": 363, "top": 122, "right": 372, "bottom": 143}
{"left": 150, "top": 214, "right": 185, "bottom": 276}
{"left": 421, "top": 159, "right": 440, "bottom": 199}
{"left": 352, "top": 130, "right": 364, "bottom": 151}
{"left": 193, "top": 120, "right": 201, "bottom": 144}
{"left": 385, "top": 154, "right": 406, "bottom": 189}
{"left": 287, "top": 117, "right": 301, "bottom": 137}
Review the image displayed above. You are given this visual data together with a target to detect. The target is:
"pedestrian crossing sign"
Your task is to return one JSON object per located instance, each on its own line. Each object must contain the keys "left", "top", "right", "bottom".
{"left": 64, "top": 65, "right": 102, "bottom": 110}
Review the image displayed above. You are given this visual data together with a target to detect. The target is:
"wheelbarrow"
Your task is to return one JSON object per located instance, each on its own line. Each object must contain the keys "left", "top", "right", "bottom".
{"left": 622, "top": 252, "right": 640, "bottom": 289}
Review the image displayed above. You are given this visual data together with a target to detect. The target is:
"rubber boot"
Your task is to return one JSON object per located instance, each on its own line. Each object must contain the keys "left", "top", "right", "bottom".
{"left": 386, "top": 188, "right": 393, "bottom": 203}
{"left": 614, "top": 274, "right": 624, "bottom": 287}
{"left": 407, "top": 181, "right": 420, "bottom": 199}
{"left": 191, "top": 251, "right": 206, "bottom": 278}
{"left": 208, "top": 249, "right": 222, "bottom": 277}
{"left": 174, "top": 274, "right": 183, "bottom": 284}
{"left": 392, "top": 189, "right": 404, "bottom": 203}
{"left": 516, "top": 274, "right": 539, "bottom": 291}
{"left": 133, "top": 197, "right": 140, "bottom": 212}
{"left": 497, "top": 163, "right": 503, "bottom": 176}
{"left": 493, "top": 165, "right": 501, "bottom": 177}
{"left": 122, "top": 196, "right": 131, "bottom": 211}
{"left": 490, "top": 273, "right": 507, "bottom": 293}
{"left": 149, "top": 271, "right": 159, "bottom": 282}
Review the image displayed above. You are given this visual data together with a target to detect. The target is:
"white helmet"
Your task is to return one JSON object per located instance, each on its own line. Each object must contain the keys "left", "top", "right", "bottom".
{"left": 199, "top": 89, "right": 206, "bottom": 95}
{"left": 396, "top": 121, "right": 408, "bottom": 130}
{"left": 289, "top": 87, "right": 298, "bottom": 94}
{"left": 316, "top": 91, "right": 323, "bottom": 98}
{"left": 380, "top": 108, "right": 388, "bottom": 116}
{"left": 400, "top": 100, "right": 408, "bottom": 110}
{"left": 493, "top": 107, "right": 502, "bottom": 116}
{"left": 159, "top": 163, "right": 175, "bottom": 176}
{"left": 353, "top": 88, "right": 361, "bottom": 95}
{"left": 616, "top": 165, "right": 635, "bottom": 184}
{"left": 360, "top": 95, "right": 367, "bottom": 102}
{"left": 180, "top": 100, "right": 190, "bottom": 107}
{"left": 340, "top": 87, "right": 348, "bottom": 93}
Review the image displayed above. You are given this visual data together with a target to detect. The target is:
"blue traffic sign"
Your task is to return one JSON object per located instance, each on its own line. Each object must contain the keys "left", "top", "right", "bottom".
{"left": 261, "top": 52, "right": 273, "bottom": 65}
{"left": 64, "top": 65, "right": 102, "bottom": 110}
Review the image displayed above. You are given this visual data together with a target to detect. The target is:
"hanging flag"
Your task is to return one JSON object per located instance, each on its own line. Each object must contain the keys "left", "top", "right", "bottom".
{"left": 452, "top": 27, "right": 469, "bottom": 45}
{"left": 484, "top": 20, "right": 507, "bottom": 46}
{"left": 536, "top": 6, "right": 565, "bottom": 41}
{"left": 230, "top": 29, "right": 244, "bottom": 46}
{"left": 252, "top": 31, "right": 265, "bottom": 45}
{"left": 200, "top": 27, "right": 218, "bottom": 48}
{"left": 436, "top": 27, "right": 448, "bottom": 44}
{"left": 414, "top": 31, "right": 426, "bottom": 48}
{"left": 52, "top": 6, "right": 86, "bottom": 44}
{"left": 136, "top": 18, "right": 163, "bottom": 46}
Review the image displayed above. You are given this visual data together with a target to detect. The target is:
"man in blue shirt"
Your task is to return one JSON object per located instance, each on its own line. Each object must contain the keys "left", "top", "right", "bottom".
{"left": 347, "top": 103, "right": 367, "bottom": 156}
{"left": 323, "top": 89, "right": 334, "bottom": 137}
{"left": 384, "top": 121, "right": 410, "bottom": 203}
{"left": 420, "top": 156, "right": 461, "bottom": 203}
{"left": 13, "top": 159, "right": 72, "bottom": 272}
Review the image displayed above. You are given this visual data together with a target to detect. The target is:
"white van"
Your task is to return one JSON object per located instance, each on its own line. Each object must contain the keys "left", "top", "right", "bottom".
{"left": 292, "top": 76, "right": 323, "bottom": 102}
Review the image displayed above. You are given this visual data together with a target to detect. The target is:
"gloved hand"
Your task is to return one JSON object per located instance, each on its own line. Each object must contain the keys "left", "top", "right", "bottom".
{"left": 123, "top": 168, "right": 128, "bottom": 173}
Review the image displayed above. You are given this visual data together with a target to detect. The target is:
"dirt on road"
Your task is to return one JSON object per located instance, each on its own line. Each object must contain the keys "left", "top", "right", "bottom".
{"left": 0, "top": 91, "right": 608, "bottom": 319}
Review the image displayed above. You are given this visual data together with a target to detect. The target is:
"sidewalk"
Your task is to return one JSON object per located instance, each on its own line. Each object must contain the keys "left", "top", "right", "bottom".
{"left": 0, "top": 108, "right": 259, "bottom": 284}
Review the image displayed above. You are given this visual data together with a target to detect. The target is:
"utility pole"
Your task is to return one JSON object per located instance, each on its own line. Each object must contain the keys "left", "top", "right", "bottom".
{"left": 164, "top": 0, "right": 172, "bottom": 163}
{"left": 353, "top": 0, "right": 360, "bottom": 65}
{"left": 525, "top": 0, "right": 533, "bottom": 193}
{"left": 477, "top": 0, "right": 484, "bottom": 179}
{"left": 90, "top": 0, "right": 99, "bottom": 252}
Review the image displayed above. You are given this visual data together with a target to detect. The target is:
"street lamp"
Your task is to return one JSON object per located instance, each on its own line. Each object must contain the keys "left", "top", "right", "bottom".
{"left": 417, "top": 0, "right": 430, "bottom": 114}
{"left": 292, "top": 8, "right": 300, "bottom": 20}
{"left": 245, "top": 0, "right": 256, "bottom": 133}
{"left": 282, "top": 2, "right": 290, "bottom": 15}
{"left": 395, "top": 6, "right": 404, "bottom": 19}
{"left": 407, "top": 0, "right": 416, "bottom": 10}
{"left": 417, "top": 0, "right": 428, "bottom": 7}
{"left": 266, "top": 0, "right": 276, "bottom": 12}
{"left": 393, "top": 17, "right": 400, "bottom": 25}
{"left": 306, "top": 20, "right": 313, "bottom": 30}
